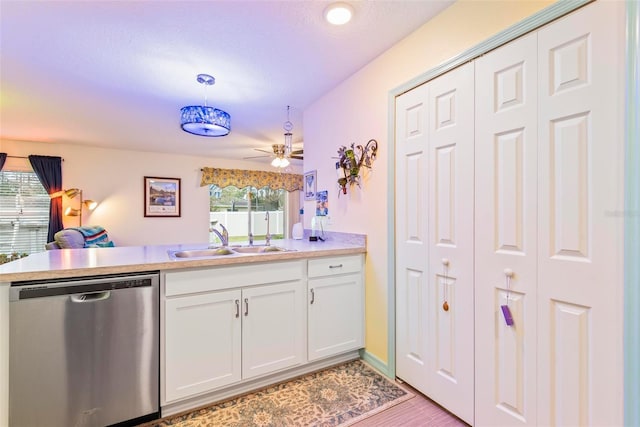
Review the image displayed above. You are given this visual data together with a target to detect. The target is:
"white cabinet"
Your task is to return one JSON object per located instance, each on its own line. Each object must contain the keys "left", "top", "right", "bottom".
{"left": 162, "top": 260, "right": 306, "bottom": 404}
{"left": 307, "top": 254, "right": 364, "bottom": 361}
{"left": 242, "top": 282, "right": 306, "bottom": 379}
{"left": 164, "top": 289, "right": 241, "bottom": 403}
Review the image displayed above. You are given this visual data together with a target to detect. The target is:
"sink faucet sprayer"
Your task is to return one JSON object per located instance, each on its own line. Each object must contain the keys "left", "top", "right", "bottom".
{"left": 210, "top": 223, "right": 229, "bottom": 247}
{"left": 265, "top": 211, "right": 271, "bottom": 246}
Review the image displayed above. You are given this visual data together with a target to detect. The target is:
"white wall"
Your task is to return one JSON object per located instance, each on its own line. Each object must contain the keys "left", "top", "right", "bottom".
{"left": 302, "top": 0, "right": 555, "bottom": 366}
{"left": 0, "top": 139, "right": 300, "bottom": 246}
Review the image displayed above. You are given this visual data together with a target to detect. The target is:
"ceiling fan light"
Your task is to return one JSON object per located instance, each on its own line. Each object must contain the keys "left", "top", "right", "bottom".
{"left": 280, "top": 157, "right": 290, "bottom": 168}
{"left": 271, "top": 157, "right": 282, "bottom": 167}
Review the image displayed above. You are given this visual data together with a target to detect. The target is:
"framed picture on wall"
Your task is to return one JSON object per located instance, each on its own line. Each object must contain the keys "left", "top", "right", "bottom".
{"left": 304, "top": 170, "right": 317, "bottom": 201}
{"left": 144, "top": 176, "right": 181, "bottom": 217}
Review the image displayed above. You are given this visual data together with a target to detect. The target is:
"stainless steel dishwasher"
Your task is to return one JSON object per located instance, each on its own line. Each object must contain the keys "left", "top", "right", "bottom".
{"left": 9, "top": 272, "right": 160, "bottom": 427}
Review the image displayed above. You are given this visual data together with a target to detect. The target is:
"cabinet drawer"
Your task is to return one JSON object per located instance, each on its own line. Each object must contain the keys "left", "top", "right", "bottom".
{"left": 308, "top": 254, "right": 363, "bottom": 278}
{"left": 164, "top": 260, "right": 304, "bottom": 296}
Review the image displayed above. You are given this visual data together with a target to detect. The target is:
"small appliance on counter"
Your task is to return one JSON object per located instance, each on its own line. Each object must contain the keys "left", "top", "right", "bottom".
{"left": 309, "top": 216, "right": 326, "bottom": 241}
{"left": 292, "top": 222, "right": 303, "bottom": 240}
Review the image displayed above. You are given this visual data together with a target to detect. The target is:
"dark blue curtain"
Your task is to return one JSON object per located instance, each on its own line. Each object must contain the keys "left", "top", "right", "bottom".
{"left": 0, "top": 153, "right": 6, "bottom": 171}
{"left": 28, "top": 155, "right": 63, "bottom": 242}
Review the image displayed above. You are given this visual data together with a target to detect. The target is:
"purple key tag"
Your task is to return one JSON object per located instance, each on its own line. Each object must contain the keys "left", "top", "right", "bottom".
{"left": 501, "top": 305, "right": 514, "bottom": 326}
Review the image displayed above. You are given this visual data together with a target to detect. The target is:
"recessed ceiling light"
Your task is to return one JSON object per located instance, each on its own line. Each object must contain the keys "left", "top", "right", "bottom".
{"left": 324, "top": 2, "right": 354, "bottom": 26}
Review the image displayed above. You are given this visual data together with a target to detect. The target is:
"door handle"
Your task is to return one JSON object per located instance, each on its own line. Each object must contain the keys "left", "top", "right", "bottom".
{"left": 310, "top": 288, "right": 315, "bottom": 305}
{"left": 70, "top": 291, "right": 111, "bottom": 303}
{"left": 244, "top": 298, "right": 249, "bottom": 316}
{"left": 235, "top": 299, "right": 240, "bottom": 318}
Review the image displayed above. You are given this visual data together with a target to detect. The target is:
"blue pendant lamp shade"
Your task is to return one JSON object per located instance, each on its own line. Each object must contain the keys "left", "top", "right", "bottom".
{"left": 180, "top": 106, "right": 231, "bottom": 136}
{"left": 180, "top": 74, "right": 231, "bottom": 137}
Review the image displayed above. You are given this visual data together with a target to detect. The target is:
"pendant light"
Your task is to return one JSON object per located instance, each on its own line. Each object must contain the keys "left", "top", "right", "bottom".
{"left": 180, "top": 74, "right": 231, "bottom": 137}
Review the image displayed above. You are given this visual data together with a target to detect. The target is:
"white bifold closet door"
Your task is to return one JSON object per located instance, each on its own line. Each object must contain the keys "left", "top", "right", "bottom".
{"left": 536, "top": 2, "right": 624, "bottom": 425}
{"left": 396, "top": 62, "right": 474, "bottom": 425}
{"left": 475, "top": 2, "right": 624, "bottom": 426}
{"left": 474, "top": 32, "right": 538, "bottom": 427}
{"left": 395, "top": 83, "right": 430, "bottom": 395}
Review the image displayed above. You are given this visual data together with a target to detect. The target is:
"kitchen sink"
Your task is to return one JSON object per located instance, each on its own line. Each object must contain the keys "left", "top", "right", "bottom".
{"left": 169, "top": 247, "right": 234, "bottom": 258}
{"left": 231, "top": 245, "right": 292, "bottom": 254}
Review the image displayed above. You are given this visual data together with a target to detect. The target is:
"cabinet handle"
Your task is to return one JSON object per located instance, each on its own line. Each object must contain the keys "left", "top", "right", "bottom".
{"left": 310, "top": 288, "right": 315, "bottom": 305}
{"left": 244, "top": 298, "right": 249, "bottom": 316}
{"left": 329, "top": 264, "right": 343, "bottom": 269}
{"left": 235, "top": 299, "right": 240, "bottom": 318}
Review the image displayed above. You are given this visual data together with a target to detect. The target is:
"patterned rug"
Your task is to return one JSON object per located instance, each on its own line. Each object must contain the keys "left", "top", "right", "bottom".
{"left": 147, "top": 359, "right": 413, "bottom": 427}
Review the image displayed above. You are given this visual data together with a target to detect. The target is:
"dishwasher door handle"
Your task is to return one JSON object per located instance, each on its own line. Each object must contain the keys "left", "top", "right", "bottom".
{"left": 70, "top": 291, "right": 111, "bottom": 303}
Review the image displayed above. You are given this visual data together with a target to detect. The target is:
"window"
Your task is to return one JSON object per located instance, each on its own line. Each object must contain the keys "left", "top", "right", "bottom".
{"left": 0, "top": 171, "right": 50, "bottom": 259}
{"left": 209, "top": 185, "right": 286, "bottom": 244}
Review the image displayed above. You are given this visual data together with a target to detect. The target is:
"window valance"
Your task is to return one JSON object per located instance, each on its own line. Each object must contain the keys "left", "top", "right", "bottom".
{"left": 200, "top": 167, "right": 303, "bottom": 192}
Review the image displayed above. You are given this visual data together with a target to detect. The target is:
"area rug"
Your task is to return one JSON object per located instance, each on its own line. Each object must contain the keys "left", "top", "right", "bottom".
{"left": 147, "top": 359, "right": 414, "bottom": 427}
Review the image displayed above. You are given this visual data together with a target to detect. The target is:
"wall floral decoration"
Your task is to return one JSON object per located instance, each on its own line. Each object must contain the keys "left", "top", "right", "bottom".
{"left": 335, "top": 139, "right": 378, "bottom": 195}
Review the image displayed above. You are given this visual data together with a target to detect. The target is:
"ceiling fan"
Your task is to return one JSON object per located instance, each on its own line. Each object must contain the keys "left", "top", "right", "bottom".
{"left": 244, "top": 106, "right": 303, "bottom": 167}
{"left": 244, "top": 143, "right": 304, "bottom": 167}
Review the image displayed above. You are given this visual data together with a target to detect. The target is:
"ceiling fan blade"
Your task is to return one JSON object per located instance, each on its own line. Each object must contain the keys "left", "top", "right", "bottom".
{"left": 243, "top": 154, "right": 272, "bottom": 159}
{"left": 290, "top": 149, "right": 303, "bottom": 155}
{"left": 290, "top": 155, "right": 304, "bottom": 160}
{"left": 254, "top": 148, "right": 273, "bottom": 154}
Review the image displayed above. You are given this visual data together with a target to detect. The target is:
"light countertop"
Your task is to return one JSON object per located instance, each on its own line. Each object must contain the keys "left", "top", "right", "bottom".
{"left": 0, "top": 236, "right": 366, "bottom": 283}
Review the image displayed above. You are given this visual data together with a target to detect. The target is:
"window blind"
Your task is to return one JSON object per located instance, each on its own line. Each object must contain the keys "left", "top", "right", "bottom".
{"left": 0, "top": 171, "right": 50, "bottom": 256}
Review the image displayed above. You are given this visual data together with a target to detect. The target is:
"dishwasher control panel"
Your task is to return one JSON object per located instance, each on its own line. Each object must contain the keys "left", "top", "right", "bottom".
{"left": 10, "top": 271, "right": 159, "bottom": 301}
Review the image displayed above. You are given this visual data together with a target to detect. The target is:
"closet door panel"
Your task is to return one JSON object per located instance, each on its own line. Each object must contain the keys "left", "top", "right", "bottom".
{"left": 395, "top": 84, "right": 430, "bottom": 393}
{"left": 475, "top": 32, "right": 538, "bottom": 426}
{"left": 427, "top": 62, "right": 474, "bottom": 425}
{"left": 537, "top": 2, "right": 624, "bottom": 425}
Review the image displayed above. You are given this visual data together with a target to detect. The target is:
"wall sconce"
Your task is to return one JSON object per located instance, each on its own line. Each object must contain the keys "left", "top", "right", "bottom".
{"left": 335, "top": 139, "right": 378, "bottom": 195}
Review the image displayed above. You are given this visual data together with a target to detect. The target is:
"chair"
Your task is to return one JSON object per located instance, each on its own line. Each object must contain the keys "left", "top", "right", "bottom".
{"left": 45, "top": 226, "right": 114, "bottom": 250}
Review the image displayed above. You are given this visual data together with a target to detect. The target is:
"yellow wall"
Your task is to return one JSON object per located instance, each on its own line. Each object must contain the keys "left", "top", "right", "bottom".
{"left": 303, "top": 0, "right": 555, "bottom": 367}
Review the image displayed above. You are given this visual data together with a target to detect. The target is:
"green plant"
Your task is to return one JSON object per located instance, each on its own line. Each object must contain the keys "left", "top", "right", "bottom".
{"left": 0, "top": 252, "right": 29, "bottom": 265}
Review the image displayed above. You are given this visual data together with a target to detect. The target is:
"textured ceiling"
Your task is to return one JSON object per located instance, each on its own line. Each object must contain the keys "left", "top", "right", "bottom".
{"left": 0, "top": 0, "right": 453, "bottom": 165}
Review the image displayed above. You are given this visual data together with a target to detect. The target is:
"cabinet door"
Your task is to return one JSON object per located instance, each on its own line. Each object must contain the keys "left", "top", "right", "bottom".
{"left": 475, "top": 32, "right": 538, "bottom": 426}
{"left": 395, "top": 83, "right": 431, "bottom": 393}
{"left": 308, "top": 273, "right": 364, "bottom": 361}
{"left": 537, "top": 2, "right": 624, "bottom": 425}
{"left": 164, "top": 289, "right": 241, "bottom": 403}
{"left": 242, "top": 281, "right": 306, "bottom": 379}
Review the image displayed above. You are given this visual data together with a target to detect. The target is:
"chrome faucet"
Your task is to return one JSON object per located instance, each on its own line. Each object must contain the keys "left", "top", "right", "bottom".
{"left": 210, "top": 223, "right": 229, "bottom": 247}
{"left": 265, "top": 211, "right": 271, "bottom": 246}
{"left": 247, "top": 192, "right": 253, "bottom": 246}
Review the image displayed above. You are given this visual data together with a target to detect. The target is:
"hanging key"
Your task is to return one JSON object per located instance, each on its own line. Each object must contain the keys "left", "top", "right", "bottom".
{"left": 501, "top": 268, "right": 514, "bottom": 326}
{"left": 442, "top": 258, "right": 450, "bottom": 311}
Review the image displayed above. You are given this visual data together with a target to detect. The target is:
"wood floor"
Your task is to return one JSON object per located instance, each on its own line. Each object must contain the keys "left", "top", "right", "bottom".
{"left": 353, "top": 382, "right": 469, "bottom": 427}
